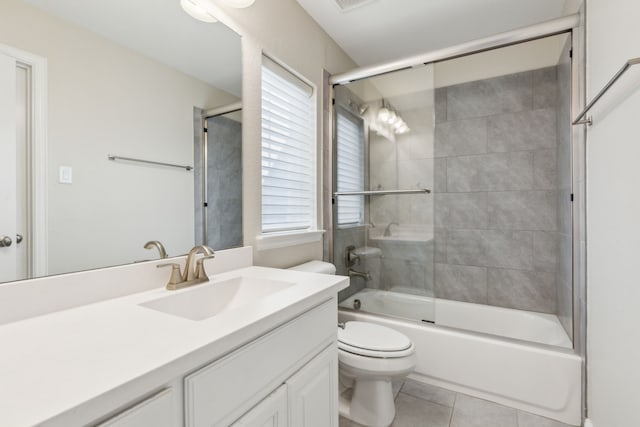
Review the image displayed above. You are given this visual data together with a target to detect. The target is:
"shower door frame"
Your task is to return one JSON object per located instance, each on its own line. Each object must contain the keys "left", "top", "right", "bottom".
{"left": 324, "top": 11, "right": 588, "bottom": 423}
{"left": 324, "top": 13, "right": 587, "bottom": 351}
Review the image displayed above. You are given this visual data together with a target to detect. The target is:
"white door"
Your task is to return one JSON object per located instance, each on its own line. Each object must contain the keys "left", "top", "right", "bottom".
{"left": 231, "top": 385, "right": 288, "bottom": 427}
{"left": 0, "top": 52, "right": 18, "bottom": 282}
{"left": 286, "top": 346, "right": 339, "bottom": 427}
{"left": 0, "top": 50, "right": 31, "bottom": 282}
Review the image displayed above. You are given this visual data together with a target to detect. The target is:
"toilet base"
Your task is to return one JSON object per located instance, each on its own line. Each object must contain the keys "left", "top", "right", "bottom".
{"left": 339, "top": 378, "right": 396, "bottom": 427}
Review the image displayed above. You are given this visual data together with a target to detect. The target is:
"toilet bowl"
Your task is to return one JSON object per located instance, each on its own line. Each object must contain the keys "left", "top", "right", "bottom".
{"left": 288, "top": 260, "right": 416, "bottom": 427}
{"left": 338, "top": 321, "right": 416, "bottom": 427}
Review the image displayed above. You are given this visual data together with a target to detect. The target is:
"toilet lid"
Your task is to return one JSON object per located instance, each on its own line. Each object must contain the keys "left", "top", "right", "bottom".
{"left": 338, "top": 321, "right": 412, "bottom": 353}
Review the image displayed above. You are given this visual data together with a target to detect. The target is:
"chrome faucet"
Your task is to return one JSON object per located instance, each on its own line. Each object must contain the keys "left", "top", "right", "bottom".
{"left": 157, "top": 245, "right": 215, "bottom": 290}
{"left": 383, "top": 221, "right": 399, "bottom": 237}
{"left": 144, "top": 240, "right": 168, "bottom": 259}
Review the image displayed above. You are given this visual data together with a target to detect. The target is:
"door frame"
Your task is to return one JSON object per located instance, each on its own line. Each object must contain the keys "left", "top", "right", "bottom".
{"left": 0, "top": 42, "right": 48, "bottom": 278}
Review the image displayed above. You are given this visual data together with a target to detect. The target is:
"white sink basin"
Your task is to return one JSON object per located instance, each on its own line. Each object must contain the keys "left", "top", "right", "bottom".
{"left": 139, "top": 276, "right": 295, "bottom": 321}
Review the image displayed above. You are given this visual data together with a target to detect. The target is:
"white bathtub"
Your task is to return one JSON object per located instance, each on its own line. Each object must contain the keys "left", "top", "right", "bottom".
{"left": 338, "top": 289, "right": 581, "bottom": 426}
{"left": 340, "top": 288, "right": 572, "bottom": 348}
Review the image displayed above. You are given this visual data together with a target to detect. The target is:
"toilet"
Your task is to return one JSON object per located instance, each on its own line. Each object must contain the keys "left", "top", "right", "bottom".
{"left": 289, "top": 261, "right": 416, "bottom": 427}
{"left": 337, "top": 321, "right": 416, "bottom": 426}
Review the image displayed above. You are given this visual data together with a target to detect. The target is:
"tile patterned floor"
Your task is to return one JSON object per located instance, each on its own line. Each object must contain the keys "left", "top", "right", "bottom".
{"left": 339, "top": 379, "right": 574, "bottom": 427}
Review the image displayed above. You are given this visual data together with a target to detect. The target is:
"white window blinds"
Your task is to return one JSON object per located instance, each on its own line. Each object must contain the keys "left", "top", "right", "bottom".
{"left": 336, "top": 108, "right": 365, "bottom": 226}
{"left": 261, "top": 56, "right": 315, "bottom": 233}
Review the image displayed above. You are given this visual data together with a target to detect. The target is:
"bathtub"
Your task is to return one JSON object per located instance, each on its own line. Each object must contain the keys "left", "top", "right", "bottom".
{"left": 338, "top": 289, "right": 581, "bottom": 426}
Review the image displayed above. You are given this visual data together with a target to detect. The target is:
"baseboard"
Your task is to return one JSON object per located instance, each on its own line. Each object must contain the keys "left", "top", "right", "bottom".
{"left": 584, "top": 419, "right": 594, "bottom": 427}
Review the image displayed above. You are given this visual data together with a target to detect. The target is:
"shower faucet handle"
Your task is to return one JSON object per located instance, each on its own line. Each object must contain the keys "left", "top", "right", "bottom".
{"left": 344, "top": 245, "right": 360, "bottom": 268}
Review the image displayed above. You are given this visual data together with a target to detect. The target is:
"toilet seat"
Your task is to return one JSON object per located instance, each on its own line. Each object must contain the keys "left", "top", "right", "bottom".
{"left": 338, "top": 321, "right": 414, "bottom": 358}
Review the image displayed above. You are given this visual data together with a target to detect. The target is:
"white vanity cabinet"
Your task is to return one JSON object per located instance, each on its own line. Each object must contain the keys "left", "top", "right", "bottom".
{"left": 184, "top": 299, "right": 338, "bottom": 427}
{"left": 0, "top": 262, "right": 348, "bottom": 427}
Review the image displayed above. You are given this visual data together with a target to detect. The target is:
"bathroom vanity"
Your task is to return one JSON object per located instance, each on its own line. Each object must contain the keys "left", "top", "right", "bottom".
{"left": 0, "top": 248, "right": 348, "bottom": 426}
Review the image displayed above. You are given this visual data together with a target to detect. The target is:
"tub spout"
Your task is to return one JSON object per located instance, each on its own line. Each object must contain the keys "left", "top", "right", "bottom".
{"left": 348, "top": 269, "right": 372, "bottom": 281}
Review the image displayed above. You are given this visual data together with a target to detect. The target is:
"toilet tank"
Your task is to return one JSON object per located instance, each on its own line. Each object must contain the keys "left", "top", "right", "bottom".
{"left": 288, "top": 261, "right": 336, "bottom": 275}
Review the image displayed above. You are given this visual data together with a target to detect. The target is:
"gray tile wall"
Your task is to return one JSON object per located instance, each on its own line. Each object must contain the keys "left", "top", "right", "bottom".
{"left": 434, "top": 67, "right": 562, "bottom": 314}
{"left": 335, "top": 226, "right": 367, "bottom": 301}
{"left": 197, "top": 115, "right": 243, "bottom": 250}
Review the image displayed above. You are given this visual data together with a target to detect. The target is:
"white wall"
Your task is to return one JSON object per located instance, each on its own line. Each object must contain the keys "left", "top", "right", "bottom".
{"left": 435, "top": 35, "right": 568, "bottom": 88}
{"left": 0, "top": 0, "right": 238, "bottom": 274}
{"left": 586, "top": 0, "right": 640, "bottom": 425}
{"left": 205, "top": 0, "right": 357, "bottom": 267}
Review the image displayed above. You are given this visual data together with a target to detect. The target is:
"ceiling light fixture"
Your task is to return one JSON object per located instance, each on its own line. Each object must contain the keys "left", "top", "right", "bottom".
{"left": 219, "top": 0, "right": 256, "bottom": 8}
{"left": 377, "top": 106, "right": 390, "bottom": 122}
{"left": 377, "top": 100, "right": 409, "bottom": 135}
{"left": 181, "top": 0, "right": 218, "bottom": 22}
{"left": 387, "top": 111, "right": 398, "bottom": 125}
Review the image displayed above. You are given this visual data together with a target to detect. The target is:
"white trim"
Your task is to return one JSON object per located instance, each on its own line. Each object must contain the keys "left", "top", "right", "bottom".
{"left": 255, "top": 230, "right": 324, "bottom": 251}
{"left": 583, "top": 419, "right": 594, "bottom": 427}
{"left": 0, "top": 43, "right": 48, "bottom": 277}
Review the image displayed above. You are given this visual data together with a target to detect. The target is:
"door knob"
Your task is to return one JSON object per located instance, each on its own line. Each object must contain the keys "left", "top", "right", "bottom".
{"left": 16, "top": 234, "right": 23, "bottom": 244}
{"left": 0, "top": 236, "right": 12, "bottom": 247}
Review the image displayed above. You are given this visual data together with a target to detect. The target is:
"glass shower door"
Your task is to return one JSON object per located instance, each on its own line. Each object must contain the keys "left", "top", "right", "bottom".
{"left": 333, "top": 65, "right": 436, "bottom": 323}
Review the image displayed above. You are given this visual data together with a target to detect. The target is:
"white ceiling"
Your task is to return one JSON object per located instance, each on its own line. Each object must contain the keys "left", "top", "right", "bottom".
{"left": 296, "top": 0, "right": 571, "bottom": 67}
{"left": 24, "top": 0, "right": 242, "bottom": 96}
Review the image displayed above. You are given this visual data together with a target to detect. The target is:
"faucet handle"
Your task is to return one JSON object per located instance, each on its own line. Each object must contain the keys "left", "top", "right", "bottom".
{"left": 195, "top": 255, "right": 215, "bottom": 280}
{"left": 157, "top": 263, "right": 183, "bottom": 286}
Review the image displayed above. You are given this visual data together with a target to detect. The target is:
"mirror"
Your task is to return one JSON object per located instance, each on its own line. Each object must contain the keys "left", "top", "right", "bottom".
{"left": 0, "top": 0, "right": 242, "bottom": 284}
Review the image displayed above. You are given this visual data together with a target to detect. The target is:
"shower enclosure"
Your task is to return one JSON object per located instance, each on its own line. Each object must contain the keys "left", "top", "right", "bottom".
{"left": 331, "top": 32, "right": 576, "bottom": 349}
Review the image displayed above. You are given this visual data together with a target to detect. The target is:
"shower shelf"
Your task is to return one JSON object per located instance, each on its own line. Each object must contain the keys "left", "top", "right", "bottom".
{"left": 333, "top": 189, "right": 431, "bottom": 196}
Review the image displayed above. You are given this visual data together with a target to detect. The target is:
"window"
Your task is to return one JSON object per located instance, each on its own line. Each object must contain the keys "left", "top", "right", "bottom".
{"left": 336, "top": 108, "right": 365, "bottom": 226}
{"left": 261, "top": 56, "right": 315, "bottom": 233}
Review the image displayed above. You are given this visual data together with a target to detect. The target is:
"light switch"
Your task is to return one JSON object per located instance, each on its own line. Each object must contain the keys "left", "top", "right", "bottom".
{"left": 59, "top": 166, "right": 73, "bottom": 184}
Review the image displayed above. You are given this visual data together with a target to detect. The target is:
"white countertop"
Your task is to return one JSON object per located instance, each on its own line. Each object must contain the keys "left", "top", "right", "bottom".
{"left": 0, "top": 266, "right": 348, "bottom": 427}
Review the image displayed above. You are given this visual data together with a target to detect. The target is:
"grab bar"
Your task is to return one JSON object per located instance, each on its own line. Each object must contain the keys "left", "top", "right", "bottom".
{"left": 573, "top": 56, "right": 640, "bottom": 126}
{"left": 334, "top": 189, "right": 430, "bottom": 196}
{"left": 108, "top": 154, "right": 193, "bottom": 171}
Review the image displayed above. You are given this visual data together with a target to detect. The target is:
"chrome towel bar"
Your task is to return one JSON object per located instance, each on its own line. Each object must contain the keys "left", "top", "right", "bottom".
{"left": 334, "top": 189, "right": 431, "bottom": 196}
{"left": 573, "top": 56, "right": 640, "bottom": 126}
{"left": 108, "top": 154, "right": 193, "bottom": 171}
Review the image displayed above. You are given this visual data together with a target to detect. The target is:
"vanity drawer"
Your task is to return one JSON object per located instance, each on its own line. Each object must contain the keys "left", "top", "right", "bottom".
{"left": 184, "top": 299, "right": 336, "bottom": 427}
{"left": 97, "top": 388, "right": 174, "bottom": 427}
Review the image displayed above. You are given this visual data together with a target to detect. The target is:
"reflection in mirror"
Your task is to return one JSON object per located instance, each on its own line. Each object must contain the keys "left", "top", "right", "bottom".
{"left": 194, "top": 104, "right": 243, "bottom": 250}
{"left": 0, "top": 0, "right": 242, "bottom": 284}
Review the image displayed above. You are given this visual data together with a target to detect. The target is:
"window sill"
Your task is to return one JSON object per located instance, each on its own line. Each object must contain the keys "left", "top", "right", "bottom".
{"left": 255, "top": 230, "right": 325, "bottom": 251}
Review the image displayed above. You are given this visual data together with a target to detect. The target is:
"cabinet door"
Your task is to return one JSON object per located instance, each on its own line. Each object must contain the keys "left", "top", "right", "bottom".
{"left": 286, "top": 345, "right": 338, "bottom": 427}
{"left": 97, "top": 388, "right": 174, "bottom": 427}
{"left": 232, "top": 385, "right": 287, "bottom": 427}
